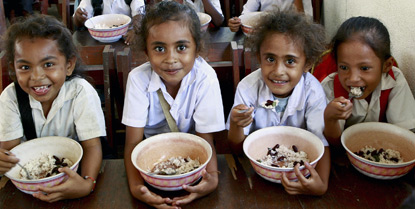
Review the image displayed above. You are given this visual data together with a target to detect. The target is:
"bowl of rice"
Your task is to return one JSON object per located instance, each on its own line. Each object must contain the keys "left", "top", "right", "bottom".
{"left": 243, "top": 126, "right": 325, "bottom": 183}
{"left": 131, "top": 132, "right": 212, "bottom": 191}
{"left": 197, "top": 12, "right": 211, "bottom": 32}
{"left": 341, "top": 122, "right": 415, "bottom": 180}
{"left": 4, "top": 136, "right": 83, "bottom": 194}
{"left": 239, "top": 12, "right": 264, "bottom": 36}
{"left": 85, "top": 14, "right": 131, "bottom": 43}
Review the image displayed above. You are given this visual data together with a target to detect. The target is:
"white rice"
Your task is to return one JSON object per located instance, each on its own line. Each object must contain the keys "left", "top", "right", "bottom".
{"left": 261, "top": 99, "right": 279, "bottom": 109}
{"left": 151, "top": 156, "right": 200, "bottom": 175}
{"left": 350, "top": 87, "right": 363, "bottom": 97}
{"left": 355, "top": 146, "right": 403, "bottom": 164}
{"left": 257, "top": 144, "right": 309, "bottom": 168}
{"left": 20, "top": 153, "right": 73, "bottom": 180}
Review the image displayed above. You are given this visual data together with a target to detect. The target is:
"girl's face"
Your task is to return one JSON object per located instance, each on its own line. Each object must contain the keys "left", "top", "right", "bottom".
{"left": 146, "top": 20, "right": 197, "bottom": 92}
{"left": 259, "top": 33, "right": 308, "bottom": 98}
{"left": 14, "top": 38, "right": 75, "bottom": 110}
{"left": 337, "top": 40, "right": 386, "bottom": 99}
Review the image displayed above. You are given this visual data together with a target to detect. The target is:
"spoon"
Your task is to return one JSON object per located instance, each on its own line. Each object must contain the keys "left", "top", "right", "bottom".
{"left": 4, "top": 152, "right": 33, "bottom": 180}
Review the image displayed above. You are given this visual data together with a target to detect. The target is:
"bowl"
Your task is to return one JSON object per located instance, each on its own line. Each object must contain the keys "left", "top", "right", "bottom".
{"left": 243, "top": 126, "right": 325, "bottom": 183}
{"left": 239, "top": 12, "right": 264, "bottom": 36}
{"left": 197, "top": 12, "right": 211, "bottom": 32}
{"left": 5, "top": 136, "right": 83, "bottom": 194}
{"left": 85, "top": 14, "right": 131, "bottom": 43}
{"left": 341, "top": 122, "right": 415, "bottom": 180}
{"left": 131, "top": 132, "right": 212, "bottom": 191}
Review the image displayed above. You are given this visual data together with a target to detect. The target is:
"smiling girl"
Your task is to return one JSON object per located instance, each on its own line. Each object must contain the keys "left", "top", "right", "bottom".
{"left": 226, "top": 9, "right": 330, "bottom": 195}
{"left": 122, "top": 1, "right": 225, "bottom": 208}
{"left": 0, "top": 15, "right": 105, "bottom": 202}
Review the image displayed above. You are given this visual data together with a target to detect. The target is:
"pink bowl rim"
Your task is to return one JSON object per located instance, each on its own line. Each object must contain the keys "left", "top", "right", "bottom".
{"left": 131, "top": 132, "right": 212, "bottom": 179}
{"left": 243, "top": 126, "right": 325, "bottom": 172}
{"left": 341, "top": 122, "right": 415, "bottom": 168}
{"left": 85, "top": 14, "right": 131, "bottom": 31}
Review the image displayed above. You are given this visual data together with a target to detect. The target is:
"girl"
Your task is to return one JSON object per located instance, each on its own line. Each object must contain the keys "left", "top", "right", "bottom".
{"left": 0, "top": 15, "right": 105, "bottom": 202}
{"left": 227, "top": 9, "right": 330, "bottom": 195}
{"left": 322, "top": 16, "right": 415, "bottom": 147}
{"left": 122, "top": 1, "right": 225, "bottom": 208}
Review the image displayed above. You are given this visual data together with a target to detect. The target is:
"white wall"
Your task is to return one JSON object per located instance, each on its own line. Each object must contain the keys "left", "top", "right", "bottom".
{"left": 323, "top": 0, "right": 415, "bottom": 96}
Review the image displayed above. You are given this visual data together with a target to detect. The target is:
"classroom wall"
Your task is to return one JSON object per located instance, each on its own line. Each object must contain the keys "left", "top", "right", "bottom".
{"left": 323, "top": 0, "right": 415, "bottom": 96}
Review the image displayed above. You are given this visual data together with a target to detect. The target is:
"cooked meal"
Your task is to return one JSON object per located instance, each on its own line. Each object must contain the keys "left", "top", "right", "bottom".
{"left": 20, "top": 153, "right": 73, "bottom": 180}
{"left": 354, "top": 146, "right": 403, "bottom": 164}
{"left": 151, "top": 156, "right": 200, "bottom": 175}
{"left": 257, "top": 144, "right": 310, "bottom": 168}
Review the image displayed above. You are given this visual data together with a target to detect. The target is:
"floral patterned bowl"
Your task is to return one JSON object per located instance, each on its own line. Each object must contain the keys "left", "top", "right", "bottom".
{"left": 5, "top": 136, "right": 83, "bottom": 194}
{"left": 341, "top": 122, "right": 415, "bottom": 180}
{"left": 85, "top": 14, "right": 131, "bottom": 43}
{"left": 197, "top": 12, "right": 211, "bottom": 32}
{"left": 240, "top": 12, "right": 264, "bottom": 36}
{"left": 131, "top": 132, "right": 212, "bottom": 191}
{"left": 243, "top": 126, "right": 325, "bottom": 183}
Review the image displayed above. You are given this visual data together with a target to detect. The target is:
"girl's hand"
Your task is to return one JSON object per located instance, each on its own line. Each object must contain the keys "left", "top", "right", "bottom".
{"left": 131, "top": 184, "right": 176, "bottom": 209}
{"left": 0, "top": 149, "right": 19, "bottom": 175}
{"left": 281, "top": 162, "right": 327, "bottom": 196}
{"left": 230, "top": 104, "right": 254, "bottom": 128}
{"left": 228, "top": 17, "right": 241, "bottom": 32}
{"left": 172, "top": 169, "right": 218, "bottom": 206}
{"left": 325, "top": 97, "right": 353, "bottom": 122}
{"left": 123, "top": 30, "right": 135, "bottom": 46}
{"left": 33, "top": 167, "right": 93, "bottom": 203}
{"left": 74, "top": 8, "right": 88, "bottom": 26}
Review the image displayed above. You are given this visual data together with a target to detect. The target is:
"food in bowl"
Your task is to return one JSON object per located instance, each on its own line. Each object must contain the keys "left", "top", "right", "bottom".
{"left": 257, "top": 144, "right": 310, "bottom": 168}
{"left": 341, "top": 122, "right": 415, "bottom": 180}
{"left": 84, "top": 14, "right": 131, "bottom": 43}
{"left": 240, "top": 12, "right": 264, "bottom": 35}
{"left": 197, "top": 12, "right": 211, "bottom": 32}
{"left": 131, "top": 132, "right": 212, "bottom": 191}
{"left": 20, "top": 154, "right": 73, "bottom": 180}
{"left": 243, "top": 126, "right": 325, "bottom": 183}
{"left": 354, "top": 146, "right": 403, "bottom": 164}
{"left": 151, "top": 156, "right": 200, "bottom": 175}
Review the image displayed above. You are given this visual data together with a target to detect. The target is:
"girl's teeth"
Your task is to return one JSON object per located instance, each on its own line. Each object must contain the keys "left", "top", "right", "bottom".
{"left": 33, "top": 86, "right": 48, "bottom": 91}
{"left": 272, "top": 80, "right": 286, "bottom": 84}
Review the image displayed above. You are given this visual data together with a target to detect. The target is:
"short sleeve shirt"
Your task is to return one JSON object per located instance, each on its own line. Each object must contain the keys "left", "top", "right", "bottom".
{"left": 242, "top": 0, "right": 313, "bottom": 17}
{"left": 76, "top": 0, "right": 145, "bottom": 18}
{"left": 122, "top": 56, "right": 225, "bottom": 138}
{"left": 185, "top": 0, "right": 224, "bottom": 16}
{"left": 226, "top": 70, "right": 328, "bottom": 146}
{"left": 0, "top": 78, "right": 106, "bottom": 142}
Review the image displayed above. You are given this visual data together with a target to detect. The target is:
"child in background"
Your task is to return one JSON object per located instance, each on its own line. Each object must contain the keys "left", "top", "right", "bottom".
{"left": 73, "top": 0, "right": 146, "bottom": 45}
{"left": 122, "top": 1, "right": 225, "bottom": 208}
{"left": 228, "top": 0, "right": 313, "bottom": 32}
{"left": 227, "top": 9, "right": 330, "bottom": 195}
{"left": 0, "top": 15, "right": 105, "bottom": 202}
{"left": 322, "top": 16, "right": 415, "bottom": 147}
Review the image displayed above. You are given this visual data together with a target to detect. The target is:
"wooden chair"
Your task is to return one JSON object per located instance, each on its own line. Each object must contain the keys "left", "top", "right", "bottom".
{"left": 0, "top": 50, "right": 13, "bottom": 94}
{"left": 242, "top": 47, "right": 259, "bottom": 77}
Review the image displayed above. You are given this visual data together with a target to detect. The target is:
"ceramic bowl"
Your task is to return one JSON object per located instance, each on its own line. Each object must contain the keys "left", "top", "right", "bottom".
{"left": 5, "top": 136, "right": 83, "bottom": 194}
{"left": 131, "top": 132, "right": 212, "bottom": 191}
{"left": 243, "top": 126, "right": 325, "bottom": 183}
{"left": 85, "top": 14, "right": 131, "bottom": 43}
{"left": 239, "top": 12, "right": 264, "bottom": 36}
{"left": 341, "top": 122, "right": 415, "bottom": 179}
{"left": 197, "top": 12, "right": 211, "bottom": 32}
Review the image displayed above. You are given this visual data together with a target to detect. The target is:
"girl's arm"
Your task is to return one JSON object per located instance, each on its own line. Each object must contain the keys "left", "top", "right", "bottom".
{"left": 0, "top": 139, "right": 21, "bottom": 175}
{"left": 323, "top": 97, "right": 352, "bottom": 147}
{"left": 201, "top": 0, "right": 224, "bottom": 26}
{"left": 124, "top": 126, "right": 174, "bottom": 208}
{"left": 293, "top": 0, "right": 305, "bottom": 13}
{"left": 79, "top": 137, "right": 102, "bottom": 191}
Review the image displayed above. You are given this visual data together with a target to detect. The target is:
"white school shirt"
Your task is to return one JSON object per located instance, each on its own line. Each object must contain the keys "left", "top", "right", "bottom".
{"left": 241, "top": 0, "right": 313, "bottom": 17}
{"left": 184, "top": 0, "right": 224, "bottom": 16}
{"left": 122, "top": 56, "right": 225, "bottom": 138}
{"left": 0, "top": 78, "right": 106, "bottom": 142}
{"left": 76, "top": 0, "right": 145, "bottom": 18}
{"left": 321, "top": 66, "right": 415, "bottom": 131}
{"left": 225, "top": 69, "right": 328, "bottom": 146}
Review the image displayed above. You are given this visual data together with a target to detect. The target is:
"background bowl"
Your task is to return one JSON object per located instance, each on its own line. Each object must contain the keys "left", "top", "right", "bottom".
{"left": 131, "top": 132, "right": 212, "bottom": 191}
{"left": 239, "top": 12, "right": 264, "bottom": 36}
{"left": 197, "top": 12, "right": 211, "bottom": 32}
{"left": 5, "top": 136, "right": 83, "bottom": 194}
{"left": 85, "top": 14, "right": 131, "bottom": 43}
{"left": 341, "top": 122, "right": 415, "bottom": 180}
{"left": 243, "top": 126, "right": 325, "bottom": 183}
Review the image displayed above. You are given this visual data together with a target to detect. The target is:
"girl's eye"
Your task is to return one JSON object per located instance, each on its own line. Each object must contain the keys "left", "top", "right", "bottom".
{"left": 266, "top": 57, "right": 275, "bottom": 63}
{"left": 155, "top": 46, "right": 165, "bottom": 52}
{"left": 286, "top": 58, "right": 295, "bottom": 65}
{"left": 19, "top": 65, "right": 30, "bottom": 70}
{"left": 44, "top": 63, "right": 54, "bottom": 68}
{"left": 339, "top": 65, "right": 348, "bottom": 70}
{"left": 177, "top": 45, "right": 187, "bottom": 51}
{"left": 361, "top": 66, "right": 370, "bottom": 71}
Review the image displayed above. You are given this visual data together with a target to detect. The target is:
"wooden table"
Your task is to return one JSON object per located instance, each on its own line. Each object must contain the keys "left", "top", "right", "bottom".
{"left": 1, "top": 154, "right": 414, "bottom": 208}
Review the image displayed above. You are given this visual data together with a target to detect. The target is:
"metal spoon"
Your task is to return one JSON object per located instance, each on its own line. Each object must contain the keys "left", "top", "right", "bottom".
{"left": 4, "top": 152, "right": 33, "bottom": 180}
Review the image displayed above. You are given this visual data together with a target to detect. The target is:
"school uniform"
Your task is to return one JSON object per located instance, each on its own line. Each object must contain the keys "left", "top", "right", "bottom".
{"left": 185, "top": 0, "right": 223, "bottom": 17}
{"left": 122, "top": 56, "right": 225, "bottom": 138}
{"left": 321, "top": 66, "right": 415, "bottom": 131}
{"left": 225, "top": 69, "right": 328, "bottom": 146}
{"left": 76, "top": 0, "right": 145, "bottom": 18}
{"left": 0, "top": 78, "right": 106, "bottom": 142}
{"left": 241, "top": 0, "right": 313, "bottom": 17}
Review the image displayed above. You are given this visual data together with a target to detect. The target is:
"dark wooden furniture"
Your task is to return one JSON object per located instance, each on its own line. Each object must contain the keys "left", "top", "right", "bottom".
{"left": 1, "top": 155, "right": 414, "bottom": 208}
{"left": 0, "top": 50, "right": 12, "bottom": 94}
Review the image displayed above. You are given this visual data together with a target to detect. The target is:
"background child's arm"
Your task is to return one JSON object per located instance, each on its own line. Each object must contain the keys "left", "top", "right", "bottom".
{"left": 0, "top": 139, "right": 21, "bottom": 175}
{"left": 172, "top": 132, "right": 218, "bottom": 206}
{"left": 201, "top": 0, "right": 224, "bottom": 26}
{"left": 228, "top": 105, "right": 254, "bottom": 155}
{"left": 281, "top": 147, "right": 331, "bottom": 195}
{"left": 124, "top": 126, "right": 174, "bottom": 208}
{"left": 293, "top": 0, "right": 305, "bottom": 13}
{"left": 324, "top": 97, "right": 352, "bottom": 146}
